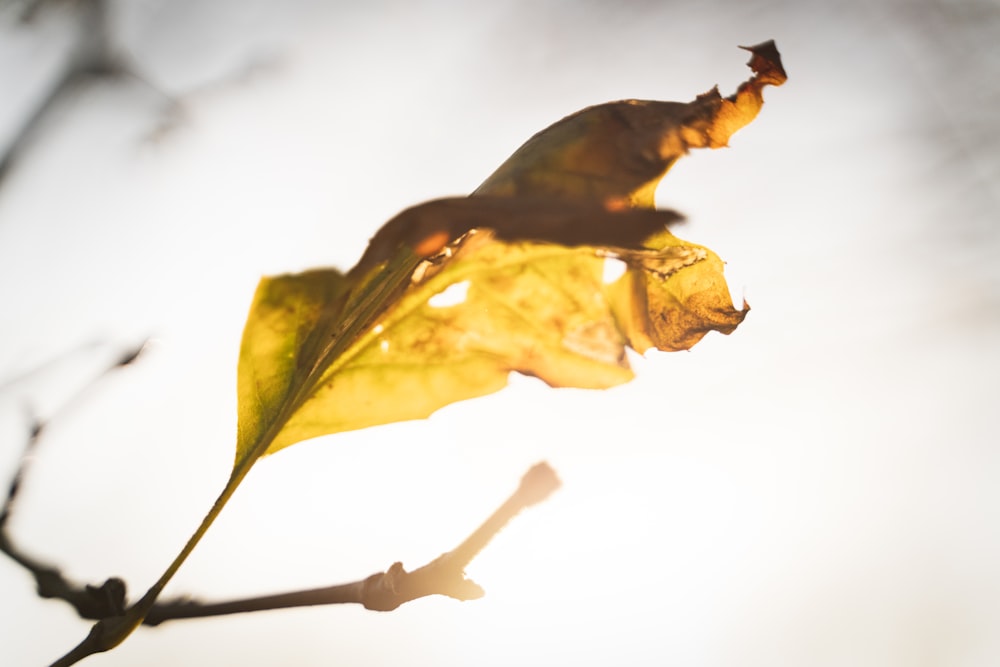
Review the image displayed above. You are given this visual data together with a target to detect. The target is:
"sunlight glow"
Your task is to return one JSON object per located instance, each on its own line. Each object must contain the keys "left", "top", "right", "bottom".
{"left": 602, "top": 257, "right": 627, "bottom": 284}
{"left": 428, "top": 280, "right": 470, "bottom": 308}
{"left": 451, "top": 453, "right": 763, "bottom": 664}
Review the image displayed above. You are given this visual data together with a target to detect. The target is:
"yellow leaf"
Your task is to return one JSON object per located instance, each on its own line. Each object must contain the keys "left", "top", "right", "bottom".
{"left": 234, "top": 42, "right": 784, "bottom": 466}
{"left": 236, "top": 269, "right": 352, "bottom": 465}
{"left": 237, "top": 200, "right": 686, "bottom": 460}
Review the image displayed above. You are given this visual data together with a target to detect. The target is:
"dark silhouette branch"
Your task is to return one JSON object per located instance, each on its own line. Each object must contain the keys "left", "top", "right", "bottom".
{"left": 0, "top": 340, "right": 148, "bottom": 620}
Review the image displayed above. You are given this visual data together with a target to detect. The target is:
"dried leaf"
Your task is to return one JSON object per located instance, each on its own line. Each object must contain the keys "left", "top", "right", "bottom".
{"left": 234, "top": 42, "right": 785, "bottom": 466}
{"left": 474, "top": 40, "right": 786, "bottom": 208}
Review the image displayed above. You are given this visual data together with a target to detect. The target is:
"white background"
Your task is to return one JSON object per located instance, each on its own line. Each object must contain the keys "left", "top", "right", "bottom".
{"left": 1, "top": 0, "right": 998, "bottom": 665}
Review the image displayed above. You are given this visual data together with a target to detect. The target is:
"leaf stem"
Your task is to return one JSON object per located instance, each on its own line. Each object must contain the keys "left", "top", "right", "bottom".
{"left": 50, "top": 253, "right": 426, "bottom": 664}
{"left": 48, "top": 463, "right": 253, "bottom": 664}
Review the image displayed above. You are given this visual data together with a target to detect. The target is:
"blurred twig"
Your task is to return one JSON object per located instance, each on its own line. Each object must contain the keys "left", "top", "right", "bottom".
{"left": 0, "top": 0, "right": 127, "bottom": 185}
{"left": 0, "top": 0, "right": 281, "bottom": 187}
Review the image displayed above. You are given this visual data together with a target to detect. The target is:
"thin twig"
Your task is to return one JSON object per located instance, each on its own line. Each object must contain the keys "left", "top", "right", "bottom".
{"left": 0, "top": 339, "right": 147, "bottom": 620}
{"left": 145, "top": 462, "right": 561, "bottom": 624}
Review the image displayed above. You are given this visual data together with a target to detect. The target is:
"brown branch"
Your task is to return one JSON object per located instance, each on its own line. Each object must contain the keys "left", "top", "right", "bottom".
{"left": 144, "top": 461, "right": 561, "bottom": 624}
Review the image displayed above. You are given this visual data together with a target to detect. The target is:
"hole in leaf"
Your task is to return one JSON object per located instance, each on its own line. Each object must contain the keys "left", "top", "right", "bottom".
{"left": 428, "top": 280, "right": 470, "bottom": 308}
{"left": 602, "top": 257, "right": 627, "bottom": 284}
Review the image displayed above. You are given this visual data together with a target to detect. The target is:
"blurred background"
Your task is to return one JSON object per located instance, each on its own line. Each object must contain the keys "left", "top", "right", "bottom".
{"left": 1, "top": 0, "right": 998, "bottom": 665}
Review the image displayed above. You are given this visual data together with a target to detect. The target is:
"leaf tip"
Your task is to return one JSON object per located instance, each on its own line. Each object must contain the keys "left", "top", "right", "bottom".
{"left": 739, "top": 40, "right": 787, "bottom": 87}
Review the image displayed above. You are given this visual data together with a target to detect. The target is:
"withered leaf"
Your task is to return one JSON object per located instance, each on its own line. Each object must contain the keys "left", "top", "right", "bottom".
{"left": 474, "top": 40, "right": 786, "bottom": 208}
{"left": 234, "top": 41, "right": 785, "bottom": 466}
